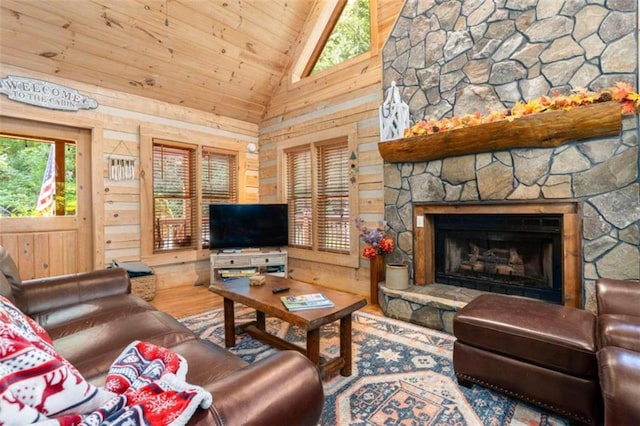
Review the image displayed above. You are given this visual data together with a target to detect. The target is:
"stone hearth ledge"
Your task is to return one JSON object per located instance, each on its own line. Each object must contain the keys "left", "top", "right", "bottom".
{"left": 379, "top": 283, "right": 486, "bottom": 334}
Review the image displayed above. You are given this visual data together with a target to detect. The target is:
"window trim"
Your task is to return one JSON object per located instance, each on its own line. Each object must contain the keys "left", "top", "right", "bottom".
{"left": 277, "top": 124, "right": 359, "bottom": 268}
{"left": 140, "top": 125, "right": 246, "bottom": 266}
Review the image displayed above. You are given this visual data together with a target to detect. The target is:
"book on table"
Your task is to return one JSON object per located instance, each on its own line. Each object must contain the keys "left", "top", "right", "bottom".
{"left": 281, "top": 293, "right": 334, "bottom": 311}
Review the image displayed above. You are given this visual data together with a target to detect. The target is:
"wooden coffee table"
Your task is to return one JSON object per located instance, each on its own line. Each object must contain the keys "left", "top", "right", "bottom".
{"left": 209, "top": 275, "right": 367, "bottom": 378}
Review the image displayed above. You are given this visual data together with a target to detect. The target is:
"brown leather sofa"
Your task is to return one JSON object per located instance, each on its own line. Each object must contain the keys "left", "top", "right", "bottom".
{"left": 0, "top": 246, "right": 324, "bottom": 425}
{"left": 453, "top": 278, "right": 640, "bottom": 425}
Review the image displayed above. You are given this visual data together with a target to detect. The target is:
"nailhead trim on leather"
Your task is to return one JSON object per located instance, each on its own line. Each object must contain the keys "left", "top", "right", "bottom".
{"left": 455, "top": 373, "right": 593, "bottom": 424}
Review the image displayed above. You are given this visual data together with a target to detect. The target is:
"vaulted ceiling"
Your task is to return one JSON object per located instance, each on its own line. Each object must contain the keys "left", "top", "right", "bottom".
{"left": 0, "top": 0, "right": 316, "bottom": 124}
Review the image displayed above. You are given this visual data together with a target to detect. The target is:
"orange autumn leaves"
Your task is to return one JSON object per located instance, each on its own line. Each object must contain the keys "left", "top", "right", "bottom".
{"left": 404, "top": 82, "right": 640, "bottom": 138}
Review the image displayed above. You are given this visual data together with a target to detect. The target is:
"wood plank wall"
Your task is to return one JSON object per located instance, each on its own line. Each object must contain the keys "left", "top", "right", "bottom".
{"left": 0, "top": 0, "right": 403, "bottom": 295}
{"left": 258, "top": 0, "right": 403, "bottom": 297}
{"left": 0, "top": 63, "right": 259, "bottom": 288}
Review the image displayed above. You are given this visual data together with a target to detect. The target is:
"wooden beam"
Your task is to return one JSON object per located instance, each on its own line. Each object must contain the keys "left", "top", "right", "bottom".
{"left": 378, "top": 102, "right": 623, "bottom": 163}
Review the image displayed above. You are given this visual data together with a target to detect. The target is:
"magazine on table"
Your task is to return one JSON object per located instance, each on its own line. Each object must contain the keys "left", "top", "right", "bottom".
{"left": 281, "top": 293, "right": 334, "bottom": 311}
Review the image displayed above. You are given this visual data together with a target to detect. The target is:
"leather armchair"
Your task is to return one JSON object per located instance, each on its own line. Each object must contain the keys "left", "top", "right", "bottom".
{"left": 596, "top": 278, "right": 640, "bottom": 425}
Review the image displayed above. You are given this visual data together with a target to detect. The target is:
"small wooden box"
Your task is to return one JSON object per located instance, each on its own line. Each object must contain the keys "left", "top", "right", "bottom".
{"left": 249, "top": 275, "right": 266, "bottom": 286}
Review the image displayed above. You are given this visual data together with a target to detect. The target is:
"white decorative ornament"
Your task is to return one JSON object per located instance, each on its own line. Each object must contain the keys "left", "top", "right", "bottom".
{"left": 379, "top": 81, "right": 410, "bottom": 141}
{"left": 247, "top": 143, "right": 257, "bottom": 153}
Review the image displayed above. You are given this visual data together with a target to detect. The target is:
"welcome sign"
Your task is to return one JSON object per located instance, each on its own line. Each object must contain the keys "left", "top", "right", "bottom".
{"left": 0, "top": 75, "right": 98, "bottom": 111}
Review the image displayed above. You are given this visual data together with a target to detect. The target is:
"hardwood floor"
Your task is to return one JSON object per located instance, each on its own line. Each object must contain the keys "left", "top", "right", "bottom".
{"left": 151, "top": 284, "right": 222, "bottom": 318}
{"left": 151, "top": 283, "right": 383, "bottom": 318}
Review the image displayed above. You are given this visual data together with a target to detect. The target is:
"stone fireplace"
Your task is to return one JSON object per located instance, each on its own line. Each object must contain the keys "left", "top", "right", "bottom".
{"left": 379, "top": 0, "right": 639, "bottom": 317}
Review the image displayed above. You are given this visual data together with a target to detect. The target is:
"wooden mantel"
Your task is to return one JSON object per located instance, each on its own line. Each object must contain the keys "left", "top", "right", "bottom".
{"left": 378, "top": 101, "right": 622, "bottom": 163}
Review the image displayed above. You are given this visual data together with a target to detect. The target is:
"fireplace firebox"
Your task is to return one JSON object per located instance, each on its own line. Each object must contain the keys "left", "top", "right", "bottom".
{"left": 434, "top": 214, "right": 563, "bottom": 304}
{"left": 413, "top": 203, "right": 581, "bottom": 307}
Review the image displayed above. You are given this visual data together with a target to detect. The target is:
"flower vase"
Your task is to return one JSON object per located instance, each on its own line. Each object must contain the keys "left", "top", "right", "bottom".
{"left": 369, "top": 254, "right": 385, "bottom": 305}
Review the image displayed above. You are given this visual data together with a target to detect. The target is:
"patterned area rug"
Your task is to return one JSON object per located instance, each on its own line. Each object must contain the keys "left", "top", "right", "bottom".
{"left": 179, "top": 307, "right": 568, "bottom": 426}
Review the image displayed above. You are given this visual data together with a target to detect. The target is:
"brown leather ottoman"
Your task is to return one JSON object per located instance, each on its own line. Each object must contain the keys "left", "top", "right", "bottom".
{"left": 453, "top": 294, "right": 600, "bottom": 425}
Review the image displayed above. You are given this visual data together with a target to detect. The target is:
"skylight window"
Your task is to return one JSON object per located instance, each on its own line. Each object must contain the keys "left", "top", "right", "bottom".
{"left": 304, "top": 0, "right": 371, "bottom": 77}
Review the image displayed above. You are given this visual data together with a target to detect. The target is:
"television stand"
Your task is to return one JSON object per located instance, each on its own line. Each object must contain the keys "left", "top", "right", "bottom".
{"left": 210, "top": 247, "right": 288, "bottom": 283}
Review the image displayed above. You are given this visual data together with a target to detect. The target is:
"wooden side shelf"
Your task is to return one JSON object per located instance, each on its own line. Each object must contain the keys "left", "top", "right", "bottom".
{"left": 378, "top": 101, "right": 622, "bottom": 163}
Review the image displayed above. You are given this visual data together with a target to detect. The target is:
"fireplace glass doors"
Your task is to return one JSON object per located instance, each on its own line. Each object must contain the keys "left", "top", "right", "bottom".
{"left": 434, "top": 214, "right": 563, "bottom": 303}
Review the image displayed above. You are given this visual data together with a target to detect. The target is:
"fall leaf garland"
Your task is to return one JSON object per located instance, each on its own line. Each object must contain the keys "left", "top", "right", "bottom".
{"left": 404, "top": 82, "right": 640, "bottom": 138}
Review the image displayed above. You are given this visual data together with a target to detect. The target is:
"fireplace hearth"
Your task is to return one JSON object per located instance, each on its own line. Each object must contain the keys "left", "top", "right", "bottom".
{"left": 434, "top": 214, "right": 562, "bottom": 303}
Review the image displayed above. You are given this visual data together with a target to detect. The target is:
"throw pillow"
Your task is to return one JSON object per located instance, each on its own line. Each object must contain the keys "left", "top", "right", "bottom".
{"left": 0, "top": 295, "right": 114, "bottom": 424}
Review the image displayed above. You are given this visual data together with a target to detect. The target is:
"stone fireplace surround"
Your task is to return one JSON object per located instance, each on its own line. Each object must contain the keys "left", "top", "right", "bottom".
{"left": 378, "top": 0, "right": 639, "bottom": 331}
{"left": 381, "top": 138, "right": 639, "bottom": 318}
{"left": 379, "top": 139, "right": 639, "bottom": 332}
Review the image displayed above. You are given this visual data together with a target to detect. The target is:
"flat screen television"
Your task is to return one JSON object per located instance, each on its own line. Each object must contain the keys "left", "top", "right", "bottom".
{"left": 209, "top": 203, "right": 288, "bottom": 250}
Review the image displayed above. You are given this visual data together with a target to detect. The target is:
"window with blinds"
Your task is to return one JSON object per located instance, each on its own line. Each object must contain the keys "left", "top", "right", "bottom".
{"left": 201, "top": 149, "right": 238, "bottom": 249}
{"left": 285, "top": 140, "right": 351, "bottom": 255}
{"left": 317, "top": 142, "right": 350, "bottom": 253}
{"left": 285, "top": 147, "right": 313, "bottom": 249}
{"left": 153, "top": 143, "right": 197, "bottom": 251}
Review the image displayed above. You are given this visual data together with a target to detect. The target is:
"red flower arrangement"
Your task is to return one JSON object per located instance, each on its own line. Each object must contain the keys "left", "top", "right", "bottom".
{"left": 355, "top": 218, "right": 395, "bottom": 259}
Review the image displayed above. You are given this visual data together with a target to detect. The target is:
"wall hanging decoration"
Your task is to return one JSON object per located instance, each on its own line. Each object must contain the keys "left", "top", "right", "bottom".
{"left": 379, "top": 81, "right": 409, "bottom": 141}
{"left": 108, "top": 141, "right": 136, "bottom": 181}
{"left": 349, "top": 151, "right": 357, "bottom": 184}
{"left": 0, "top": 75, "right": 98, "bottom": 111}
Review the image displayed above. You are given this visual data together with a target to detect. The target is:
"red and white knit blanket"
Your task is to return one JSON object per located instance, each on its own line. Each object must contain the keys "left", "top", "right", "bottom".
{"left": 0, "top": 296, "right": 212, "bottom": 425}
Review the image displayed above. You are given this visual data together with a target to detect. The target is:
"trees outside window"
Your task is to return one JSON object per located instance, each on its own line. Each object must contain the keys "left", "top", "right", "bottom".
{"left": 308, "top": 0, "right": 372, "bottom": 76}
{"left": 0, "top": 135, "right": 76, "bottom": 217}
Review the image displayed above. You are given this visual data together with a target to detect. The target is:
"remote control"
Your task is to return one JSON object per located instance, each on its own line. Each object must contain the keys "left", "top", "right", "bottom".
{"left": 272, "top": 287, "right": 289, "bottom": 294}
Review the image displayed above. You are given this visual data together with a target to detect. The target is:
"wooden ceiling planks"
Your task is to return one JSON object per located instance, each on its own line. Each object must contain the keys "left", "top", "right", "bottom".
{"left": 0, "top": 0, "right": 315, "bottom": 123}
{"left": 1, "top": 13, "right": 264, "bottom": 118}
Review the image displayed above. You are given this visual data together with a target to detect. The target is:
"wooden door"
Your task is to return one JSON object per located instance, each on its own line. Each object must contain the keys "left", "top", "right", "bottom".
{"left": 0, "top": 116, "right": 93, "bottom": 279}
